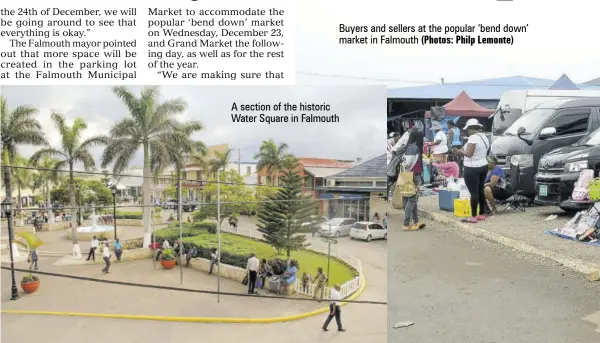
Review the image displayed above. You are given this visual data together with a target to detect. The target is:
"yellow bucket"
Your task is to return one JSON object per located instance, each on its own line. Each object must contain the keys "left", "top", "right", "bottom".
{"left": 453, "top": 199, "right": 479, "bottom": 218}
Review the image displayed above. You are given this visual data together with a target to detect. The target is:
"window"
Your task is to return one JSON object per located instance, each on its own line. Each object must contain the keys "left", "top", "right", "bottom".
{"left": 544, "top": 109, "right": 591, "bottom": 136}
{"left": 342, "top": 219, "right": 356, "bottom": 225}
{"left": 182, "top": 172, "right": 187, "bottom": 179}
{"left": 246, "top": 166, "right": 251, "bottom": 176}
{"left": 352, "top": 222, "right": 367, "bottom": 230}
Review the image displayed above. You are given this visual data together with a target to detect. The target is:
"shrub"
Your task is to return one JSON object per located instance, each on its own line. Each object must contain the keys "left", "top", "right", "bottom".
{"left": 22, "top": 274, "right": 39, "bottom": 283}
{"left": 160, "top": 248, "right": 174, "bottom": 261}
{"left": 115, "top": 211, "right": 143, "bottom": 220}
{"left": 154, "top": 207, "right": 162, "bottom": 213}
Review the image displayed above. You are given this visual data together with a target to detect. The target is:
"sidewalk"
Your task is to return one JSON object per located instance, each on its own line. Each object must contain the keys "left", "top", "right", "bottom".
{"left": 1, "top": 258, "right": 320, "bottom": 318}
{"left": 414, "top": 195, "right": 600, "bottom": 280}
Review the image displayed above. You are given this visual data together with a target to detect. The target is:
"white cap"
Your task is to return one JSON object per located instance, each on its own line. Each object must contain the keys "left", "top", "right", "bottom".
{"left": 463, "top": 118, "right": 483, "bottom": 130}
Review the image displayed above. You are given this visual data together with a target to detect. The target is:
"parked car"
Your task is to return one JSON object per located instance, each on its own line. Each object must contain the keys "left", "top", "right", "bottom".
{"left": 318, "top": 218, "right": 356, "bottom": 237}
{"left": 182, "top": 201, "right": 197, "bottom": 212}
{"left": 535, "top": 125, "right": 600, "bottom": 211}
{"left": 349, "top": 222, "right": 387, "bottom": 242}
{"left": 491, "top": 97, "right": 600, "bottom": 198}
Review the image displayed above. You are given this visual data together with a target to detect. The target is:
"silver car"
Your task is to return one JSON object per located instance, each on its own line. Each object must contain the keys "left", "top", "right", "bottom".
{"left": 318, "top": 218, "right": 357, "bottom": 238}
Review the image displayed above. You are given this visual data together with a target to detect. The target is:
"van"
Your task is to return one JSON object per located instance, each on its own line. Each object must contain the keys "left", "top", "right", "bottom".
{"left": 534, "top": 126, "right": 600, "bottom": 210}
{"left": 491, "top": 90, "right": 600, "bottom": 138}
{"left": 490, "top": 98, "right": 600, "bottom": 198}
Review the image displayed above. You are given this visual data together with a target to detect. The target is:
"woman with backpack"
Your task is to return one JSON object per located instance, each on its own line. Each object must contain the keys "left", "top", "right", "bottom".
{"left": 452, "top": 119, "right": 490, "bottom": 224}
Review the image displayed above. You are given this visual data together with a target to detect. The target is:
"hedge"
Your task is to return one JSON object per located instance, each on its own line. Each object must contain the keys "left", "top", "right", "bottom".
{"left": 115, "top": 211, "right": 143, "bottom": 219}
{"left": 154, "top": 222, "right": 357, "bottom": 285}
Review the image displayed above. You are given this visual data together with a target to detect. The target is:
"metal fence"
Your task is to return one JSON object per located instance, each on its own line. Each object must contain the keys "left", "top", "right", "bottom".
{"left": 294, "top": 242, "right": 363, "bottom": 299}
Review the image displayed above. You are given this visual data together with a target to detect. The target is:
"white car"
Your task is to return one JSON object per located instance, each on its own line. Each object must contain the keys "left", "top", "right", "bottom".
{"left": 350, "top": 222, "right": 387, "bottom": 242}
{"left": 318, "top": 218, "right": 356, "bottom": 237}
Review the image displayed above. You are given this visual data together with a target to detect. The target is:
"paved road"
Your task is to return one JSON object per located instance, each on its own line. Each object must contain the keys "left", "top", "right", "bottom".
{"left": 388, "top": 214, "right": 600, "bottom": 343}
{"left": 1, "top": 215, "right": 387, "bottom": 343}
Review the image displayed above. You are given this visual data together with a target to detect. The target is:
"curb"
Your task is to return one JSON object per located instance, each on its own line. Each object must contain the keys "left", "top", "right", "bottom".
{"left": 1, "top": 273, "right": 367, "bottom": 324}
{"left": 419, "top": 210, "right": 600, "bottom": 282}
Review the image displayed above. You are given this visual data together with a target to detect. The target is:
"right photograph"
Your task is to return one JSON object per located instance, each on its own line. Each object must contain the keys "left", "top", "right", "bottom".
{"left": 387, "top": 76, "right": 600, "bottom": 342}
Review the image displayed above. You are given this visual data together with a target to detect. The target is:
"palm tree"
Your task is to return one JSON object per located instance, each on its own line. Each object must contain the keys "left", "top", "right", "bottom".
{"left": 29, "top": 113, "right": 108, "bottom": 247}
{"left": 210, "top": 148, "right": 232, "bottom": 174}
{"left": 254, "top": 139, "right": 289, "bottom": 185}
{"left": 101, "top": 86, "right": 203, "bottom": 247}
{"left": 1, "top": 97, "right": 47, "bottom": 239}
{"left": 12, "top": 155, "right": 32, "bottom": 226}
{"left": 30, "top": 157, "right": 62, "bottom": 225}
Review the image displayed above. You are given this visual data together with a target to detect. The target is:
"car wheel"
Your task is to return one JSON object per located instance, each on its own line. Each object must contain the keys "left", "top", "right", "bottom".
{"left": 366, "top": 235, "right": 372, "bottom": 242}
{"left": 384, "top": 233, "right": 387, "bottom": 241}
{"left": 335, "top": 231, "right": 340, "bottom": 238}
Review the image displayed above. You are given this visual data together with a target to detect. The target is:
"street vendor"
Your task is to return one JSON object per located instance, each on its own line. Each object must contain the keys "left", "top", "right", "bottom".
{"left": 484, "top": 156, "right": 511, "bottom": 215}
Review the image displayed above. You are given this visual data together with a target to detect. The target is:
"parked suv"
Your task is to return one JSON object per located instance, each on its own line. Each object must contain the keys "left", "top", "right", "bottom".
{"left": 535, "top": 125, "right": 600, "bottom": 211}
{"left": 491, "top": 98, "right": 600, "bottom": 197}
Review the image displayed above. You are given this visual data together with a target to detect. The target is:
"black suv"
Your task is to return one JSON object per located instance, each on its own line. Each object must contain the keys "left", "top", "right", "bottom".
{"left": 535, "top": 125, "right": 600, "bottom": 211}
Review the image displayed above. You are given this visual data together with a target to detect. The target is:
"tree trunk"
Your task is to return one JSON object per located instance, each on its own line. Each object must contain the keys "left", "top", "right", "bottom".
{"left": 17, "top": 184, "right": 23, "bottom": 227}
{"left": 69, "top": 164, "right": 78, "bottom": 245}
{"left": 46, "top": 184, "right": 53, "bottom": 224}
{"left": 142, "top": 142, "right": 152, "bottom": 248}
{"left": 3, "top": 166, "right": 14, "bottom": 241}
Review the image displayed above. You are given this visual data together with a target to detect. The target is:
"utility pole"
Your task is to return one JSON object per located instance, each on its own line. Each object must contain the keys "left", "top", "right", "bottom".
{"left": 238, "top": 148, "right": 241, "bottom": 175}
{"left": 217, "top": 169, "right": 221, "bottom": 303}
{"left": 177, "top": 179, "right": 183, "bottom": 284}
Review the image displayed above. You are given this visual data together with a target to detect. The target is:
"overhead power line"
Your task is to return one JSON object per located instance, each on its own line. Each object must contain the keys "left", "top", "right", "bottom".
{"left": 0, "top": 267, "right": 387, "bottom": 306}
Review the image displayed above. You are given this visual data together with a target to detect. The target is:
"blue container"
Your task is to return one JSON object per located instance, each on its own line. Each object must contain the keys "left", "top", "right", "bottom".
{"left": 423, "top": 164, "right": 431, "bottom": 184}
{"left": 439, "top": 189, "right": 460, "bottom": 211}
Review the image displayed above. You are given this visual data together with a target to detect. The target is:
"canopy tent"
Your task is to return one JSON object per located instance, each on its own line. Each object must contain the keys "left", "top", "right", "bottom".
{"left": 549, "top": 74, "right": 579, "bottom": 90}
{"left": 425, "top": 91, "right": 495, "bottom": 118}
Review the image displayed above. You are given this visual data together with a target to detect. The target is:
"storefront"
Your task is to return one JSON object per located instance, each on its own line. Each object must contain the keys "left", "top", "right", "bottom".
{"left": 321, "top": 193, "right": 371, "bottom": 221}
{"left": 317, "top": 155, "right": 387, "bottom": 222}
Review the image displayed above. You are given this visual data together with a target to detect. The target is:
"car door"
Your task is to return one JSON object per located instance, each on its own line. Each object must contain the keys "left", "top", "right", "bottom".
{"left": 372, "top": 224, "right": 385, "bottom": 239}
{"left": 534, "top": 108, "right": 593, "bottom": 169}
{"left": 341, "top": 219, "right": 355, "bottom": 235}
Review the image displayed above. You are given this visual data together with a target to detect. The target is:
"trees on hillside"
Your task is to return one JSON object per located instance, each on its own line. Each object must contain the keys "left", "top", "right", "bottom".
{"left": 257, "top": 156, "right": 316, "bottom": 260}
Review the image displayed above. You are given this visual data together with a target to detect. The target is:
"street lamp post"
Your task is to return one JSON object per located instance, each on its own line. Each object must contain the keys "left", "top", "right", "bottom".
{"left": 111, "top": 185, "right": 117, "bottom": 240}
{"left": 75, "top": 184, "right": 81, "bottom": 226}
{"left": 2, "top": 197, "right": 20, "bottom": 300}
{"left": 326, "top": 224, "right": 332, "bottom": 283}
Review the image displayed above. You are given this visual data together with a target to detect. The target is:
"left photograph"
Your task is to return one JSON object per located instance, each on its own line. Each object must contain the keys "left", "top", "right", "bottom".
{"left": 0, "top": 85, "right": 387, "bottom": 343}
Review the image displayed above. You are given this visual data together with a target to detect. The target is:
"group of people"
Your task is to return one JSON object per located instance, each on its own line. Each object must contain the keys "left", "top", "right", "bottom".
{"left": 388, "top": 118, "right": 511, "bottom": 227}
{"left": 85, "top": 235, "right": 123, "bottom": 273}
{"left": 246, "top": 254, "right": 300, "bottom": 295}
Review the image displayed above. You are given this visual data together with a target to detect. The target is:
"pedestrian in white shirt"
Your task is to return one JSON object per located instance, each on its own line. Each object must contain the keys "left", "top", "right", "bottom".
{"left": 101, "top": 242, "right": 111, "bottom": 273}
{"left": 246, "top": 253, "right": 260, "bottom": 295}
{"left": 429, "top": 122, "right": 449, "bottom": 162}
{"left": 86, "top": 236, "right": 99, "bottom": 261}
{"left": 322, "top": 284, "right": 345, "bottom": 332}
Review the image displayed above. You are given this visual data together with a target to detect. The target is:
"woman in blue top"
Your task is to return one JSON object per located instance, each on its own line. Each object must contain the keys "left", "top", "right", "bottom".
{"left": 281, "top": 260, "right": 298, "bottom": 294}
{"left": 484, "top": 156, "right": 511, "bottom": 215}
{"left": 447, "top": 120, "right": 462, "bottom": 148}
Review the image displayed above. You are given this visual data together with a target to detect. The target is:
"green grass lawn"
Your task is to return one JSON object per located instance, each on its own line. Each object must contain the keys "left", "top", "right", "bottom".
{"left": 178, "top": 230, "right": 356, "bottom": 286}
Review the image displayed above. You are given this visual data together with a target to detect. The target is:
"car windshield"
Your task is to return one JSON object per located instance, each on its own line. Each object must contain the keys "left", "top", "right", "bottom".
{"left": 578, "top": 127, "right": 600, "bottom": 146}
{"left": 352, "top": 223, "right": 367, "bottom": 230}
{"left": 326, "top": 219, "right": 344, "bottom": 226}
{"left": 503, "top": 108, "right": 555, "bottom": 136}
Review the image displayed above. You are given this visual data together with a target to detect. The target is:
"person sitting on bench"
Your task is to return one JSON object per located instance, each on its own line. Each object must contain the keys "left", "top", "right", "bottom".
{"left": 484, "top": 156, "right": 511, "bottom": 215}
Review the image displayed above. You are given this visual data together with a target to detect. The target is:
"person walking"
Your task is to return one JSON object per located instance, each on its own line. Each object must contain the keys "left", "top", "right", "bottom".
{"left": 452, "top": 118, "right": 490, "bottom": 223}
{"left": 113, "top": 239, "right": 123, "bottom": 262}
{"left": 86, "top": 236, "right": 99, "bottom": 261}
{"left": 28, "top": 247, "right": 39, "bottom": 270}
{"left": 246, "top": 253, "right": 260, "bottom": 295}
{"left": 383, "top": 213, "right": 388, "bottom": 229}
{"left": 313, "top": 267, "right": 327, "bottom": 301}
{"left": 101, "top": 242, "right": 111, "bottom": 273}
{"left": 402, "top": 129, "right": 426, "bottom": 231}
{"left": 372, "top": 212, "right": 380, "bottom": 223}
{"left": 322, "top": 284, "right": 345, "bottom": 332}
